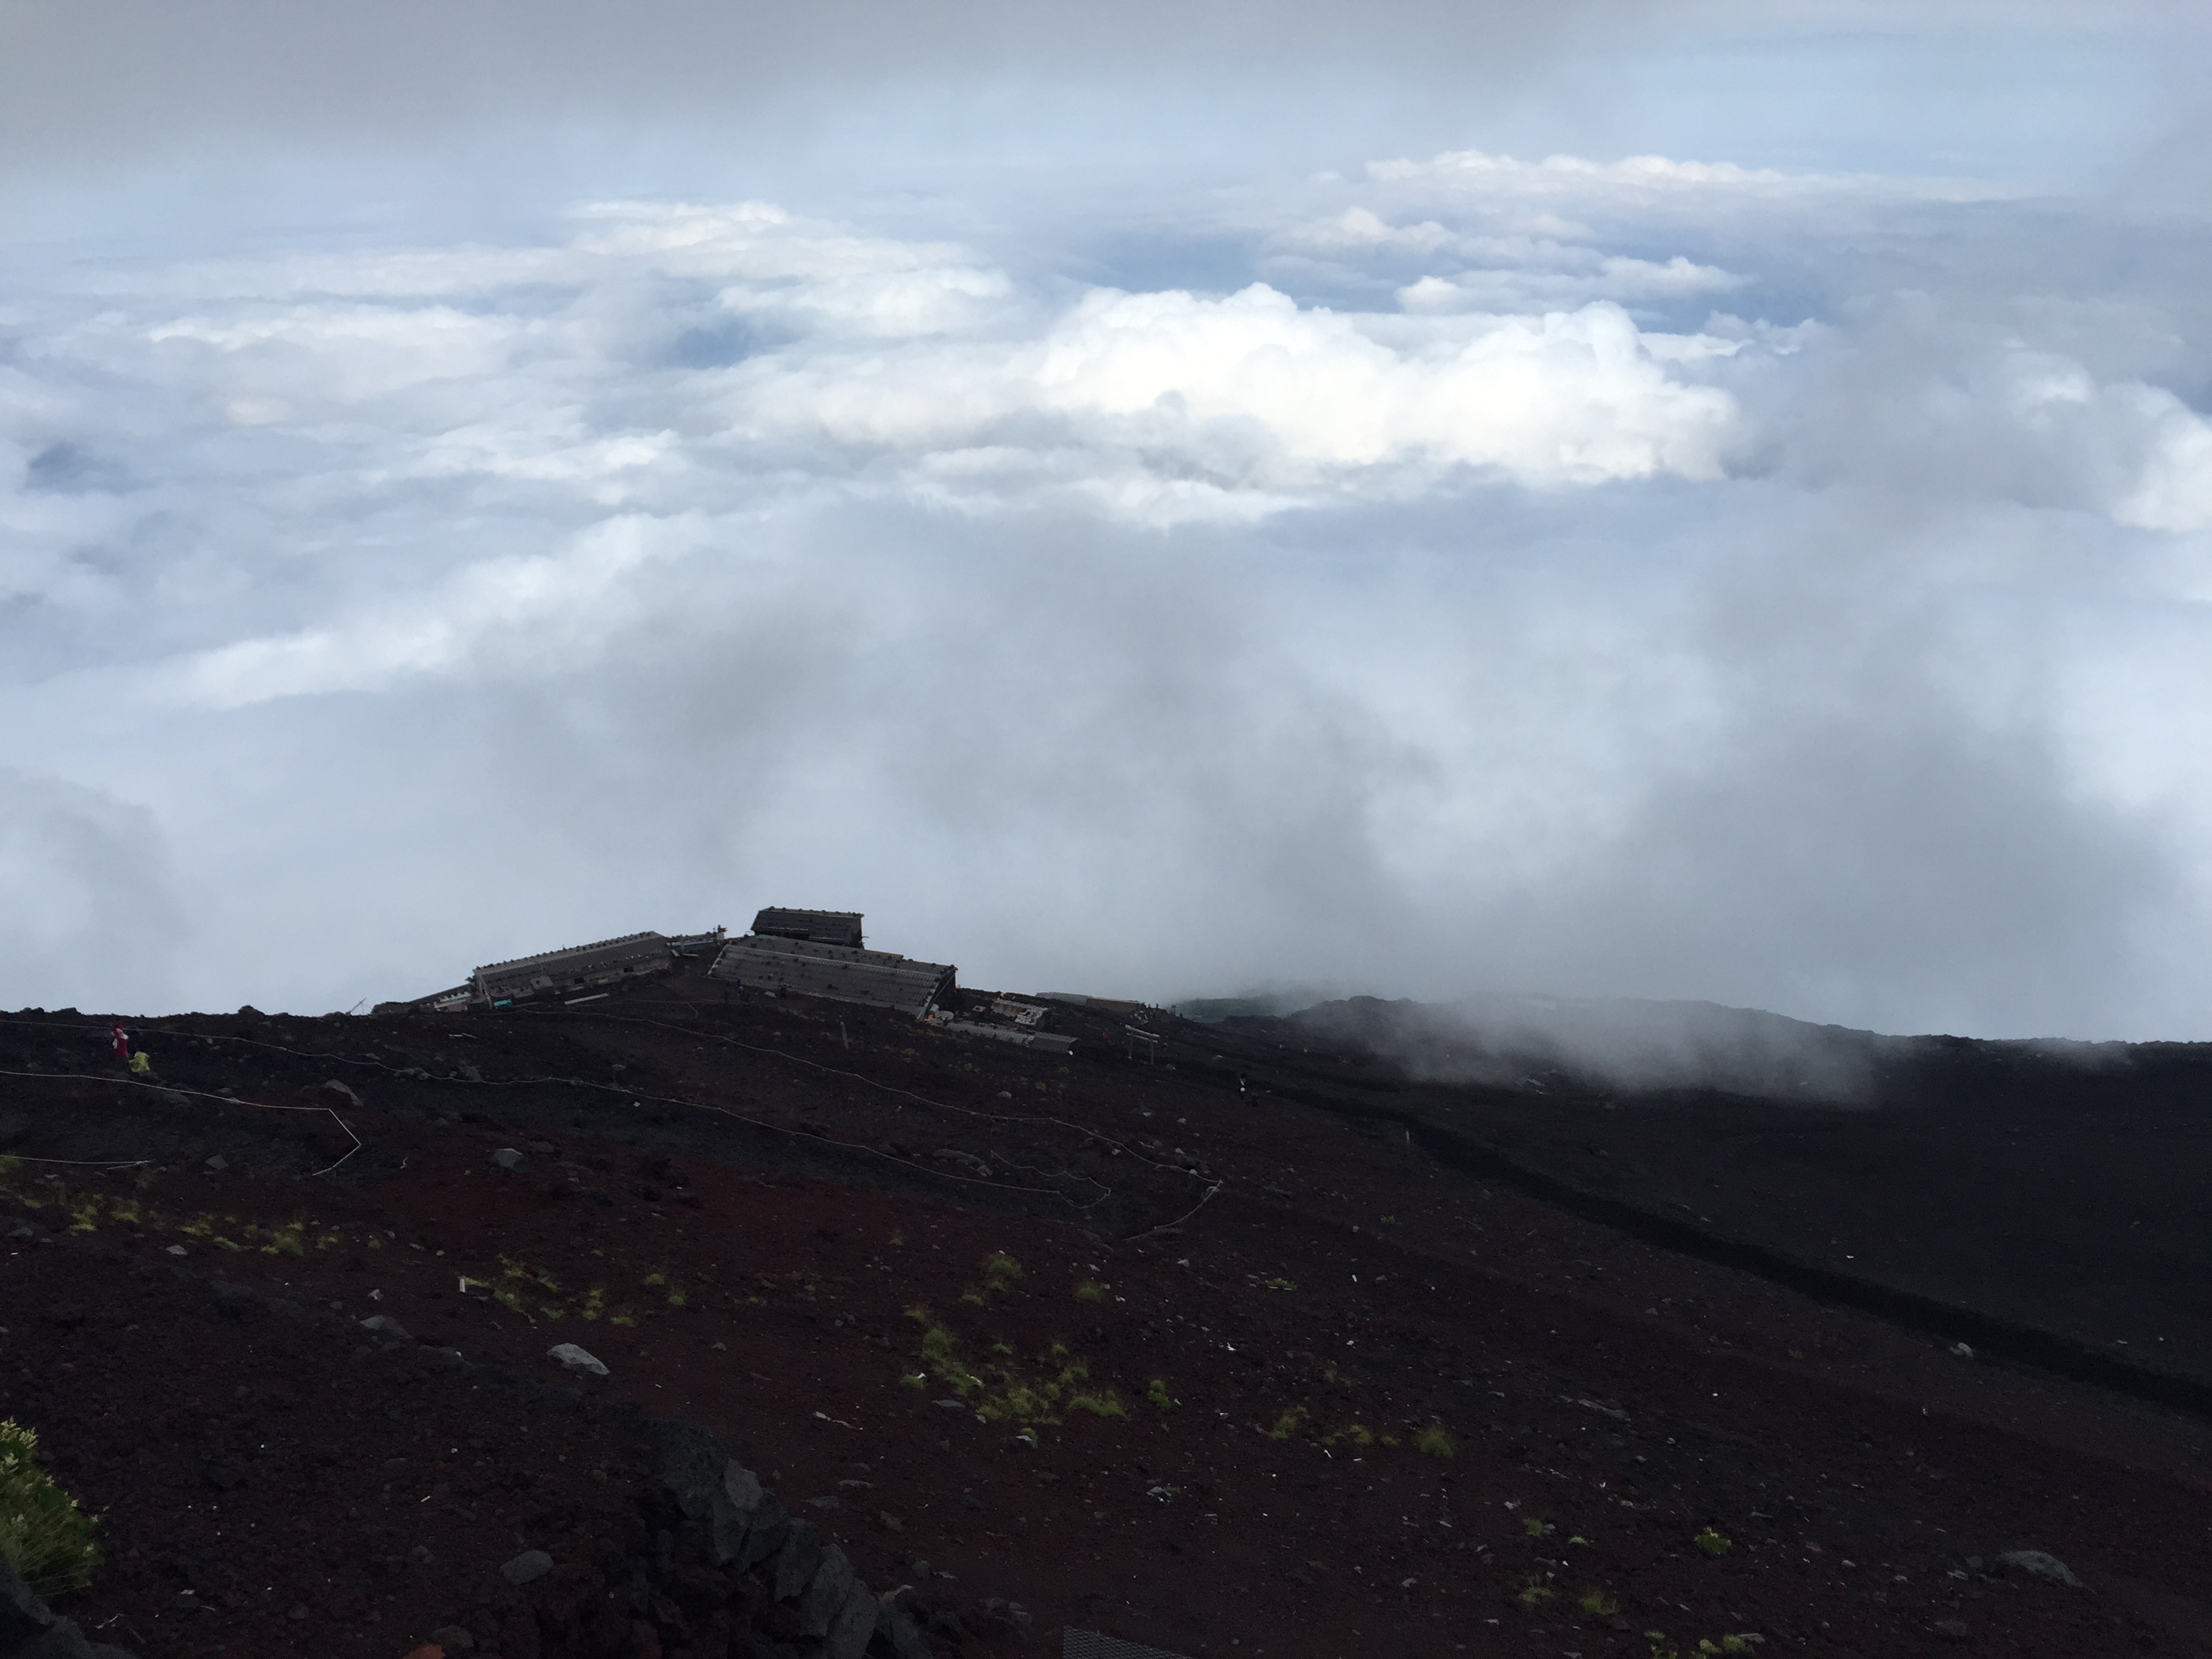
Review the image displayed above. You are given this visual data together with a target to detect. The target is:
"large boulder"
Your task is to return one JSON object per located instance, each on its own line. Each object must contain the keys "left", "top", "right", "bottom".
{"left": 771, "top": 1521, "right": 823, "bottom": 1603}
{"left": 647, "top": 1421, "right": 779, "bottom": 1568}
{"left": 796, "top": 1545, "right": 856, "bottom": 1637}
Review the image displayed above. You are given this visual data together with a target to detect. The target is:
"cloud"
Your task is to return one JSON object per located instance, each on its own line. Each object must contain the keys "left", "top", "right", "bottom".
{"left": 4, "top": 138, "right": 2212, "bottom": 1037}
{"left": 0, "top": 768, "right": 188, "bottom": 1012}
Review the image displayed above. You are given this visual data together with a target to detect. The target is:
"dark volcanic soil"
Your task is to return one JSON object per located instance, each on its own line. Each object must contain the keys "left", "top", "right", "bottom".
{"left": 3, "top": 970, "right": 2211, "bottom": 1658}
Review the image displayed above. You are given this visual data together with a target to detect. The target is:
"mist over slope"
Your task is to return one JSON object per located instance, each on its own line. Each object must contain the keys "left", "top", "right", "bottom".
{"left": 1285, "top": 991, "right": 1911, "bottom": 1101}
{"left": 1280, "top": 991, "right": 2130, "bottom": 1105}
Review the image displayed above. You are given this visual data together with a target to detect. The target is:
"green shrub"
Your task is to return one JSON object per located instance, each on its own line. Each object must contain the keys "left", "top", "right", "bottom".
{"left": 1415, "top": 1423, "right": 1456, "bottom": 1458}
{"left": 0, "top": 1420, "right": 100, "bottom": 1599}
{"left": 1692, "top": 1526, "right": 1731, "bottom": 1557}
{"left": 1073, "top": 1281, "right": 1106, "bottom": 1303}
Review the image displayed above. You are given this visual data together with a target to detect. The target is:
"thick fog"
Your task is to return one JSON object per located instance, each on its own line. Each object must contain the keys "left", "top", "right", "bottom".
{"left": 1, "top": 5, "right": 2210, "bottom": 1034}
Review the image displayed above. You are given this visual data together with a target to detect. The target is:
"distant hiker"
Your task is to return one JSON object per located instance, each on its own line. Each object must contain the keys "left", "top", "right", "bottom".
{"left": 1238, "top": 1071, "right": 1250, "bottom": 1101}
{"left": 127, "top": 1050, "right": 152, "bottom": 1077}
{"left": 110, "top": 1020, "right": 128, "bottom": 1060}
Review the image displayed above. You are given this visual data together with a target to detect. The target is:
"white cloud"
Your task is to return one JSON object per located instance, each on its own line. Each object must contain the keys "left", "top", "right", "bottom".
{"left": 5, "top": 146, "right": 2212, "bottom": 1036}
{"left": 1364, "top": 148, "right": 2013, "bottom": 203}
{"left": 2113, "top": 390, "right": 2212, "bottom": 531}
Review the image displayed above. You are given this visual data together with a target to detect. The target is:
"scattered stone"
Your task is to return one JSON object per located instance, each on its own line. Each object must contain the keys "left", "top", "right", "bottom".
{"left": 458, "top": 1063, "right": 483, "bottom": 1082}
{"left": 500, "top": 1549, "right": 554, "bottom": 1586}
{"left": 489, "top": 1147, "right": 525, "bottom": 1171}
{"left": 155, "top": 1088, "right": 190, "bottom": 1106}
{"left": 360, "top": 1315, "right": 412, "bottom": 1340}
{"left": 527, "top": 1139, "right": 556, "bottom": 1155}
{"left": 1996, "top": 1550, "right": 2081, "bottom": 1587}
{"left": 203, "top": 1154, "right": 228, "bottom": 1172}
{"left": 165, "top": 1244, "right": 187, "bottom": 1256}
{"left": 320, "top": 1079, "right": 362, "bottom": 1107}
{"left": 1932, "top": 1618, "right": 1971, "bottom": 1642}
{"left": 1950, "top": 1342, "right": 1975, "bottom": 1359}
{"left": 430, "top": 1626, "right": 477, "bottom": 1654}
{"left": 548, "top": 1342, "right": 609, "bottom": 1377}
{"left": 933, "top": 1399, "right": 967, "bottom": 1411}
{"left": 807, "top": 1495, "right": 840, "bottom": 1511}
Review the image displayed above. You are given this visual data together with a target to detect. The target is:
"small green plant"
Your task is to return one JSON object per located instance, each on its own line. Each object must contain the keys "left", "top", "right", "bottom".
{"left": 1265, "top": 1408, "right": 1308, "bottom": 1441}
{"left": 1523, "top": 1515, "right": 1549, "bottom": 1538}
{"left": 0, "top": 1420, "right": 100, "bottom": 1599}
{"left": 1263, "top": 1277, "right": 1297, "bottom": 1292}
{"left": 1073, "top": 1280, "right": 1106, "bottom": 1303}
{"left": 1147, "top": 1378, "right": 1176, "bottom": 1410}
{"left": 1517, "top": 1578, "right": 1555, "bottom": 1608}
{"left": 1580, "top": 1589, "right": 1620, "bottom": 1616}
{"left": 981, "top": 1252, "right": 1023, "bottom": 1291}
{"left": 1692, "top": 1527, "right": 1732, "bottom": 1557}
{"left": 1415, "top": 1423, "right": 1456, "bottom": 1458}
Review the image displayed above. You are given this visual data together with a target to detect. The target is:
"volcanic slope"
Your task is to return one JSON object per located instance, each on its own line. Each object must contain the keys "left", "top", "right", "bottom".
{"left": 1, "top": 968, "right": 2209, "bottom": 1658}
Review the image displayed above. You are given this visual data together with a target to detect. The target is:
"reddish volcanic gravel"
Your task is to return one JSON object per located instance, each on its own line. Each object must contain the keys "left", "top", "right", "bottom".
{"left": 3, "top": 980, "right": 2212, "bottom": 1658}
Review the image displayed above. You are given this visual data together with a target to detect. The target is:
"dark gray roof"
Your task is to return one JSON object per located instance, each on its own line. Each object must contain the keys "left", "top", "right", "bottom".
{"left": 752, "top": 907, "right": 865, "bottom": 947}
{"left": 710, "top": 935, "right": 951, "bottom": 1017}
{"left": 473, "top": 931, "right": 672, "bottom": 1001}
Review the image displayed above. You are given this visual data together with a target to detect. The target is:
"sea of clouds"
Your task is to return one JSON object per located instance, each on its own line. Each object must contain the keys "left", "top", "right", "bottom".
{"left": 3, "top": 127, "right": 2211, "bottom": 1033}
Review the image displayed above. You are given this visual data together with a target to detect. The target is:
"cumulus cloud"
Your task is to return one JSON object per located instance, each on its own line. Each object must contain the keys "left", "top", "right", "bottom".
{"left": 3, "top": 131, "right": 2212, "bottom": 1036}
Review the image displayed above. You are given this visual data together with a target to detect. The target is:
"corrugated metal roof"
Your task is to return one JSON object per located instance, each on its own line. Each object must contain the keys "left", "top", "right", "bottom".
{"left": 709, "top": 935, "right": 951, "bottom": 1017}
{"left": 473, "top": 932, "right": 672, "bottom": 1000}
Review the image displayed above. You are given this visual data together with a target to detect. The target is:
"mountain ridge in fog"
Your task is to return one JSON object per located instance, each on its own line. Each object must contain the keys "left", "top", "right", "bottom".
{"left": 1270, "top": 991, "right": 2125, "bottom": 1104}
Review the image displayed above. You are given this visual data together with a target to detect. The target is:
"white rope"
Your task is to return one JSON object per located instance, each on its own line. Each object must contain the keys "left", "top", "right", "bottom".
{"left": 0, "top": 1069, "right": 363, "bottom": 1178}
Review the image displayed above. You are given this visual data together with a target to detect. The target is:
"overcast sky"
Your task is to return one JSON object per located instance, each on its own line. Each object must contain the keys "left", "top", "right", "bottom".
{"left": 3, "top": 1, "right": 2211, "bottom": 1035}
